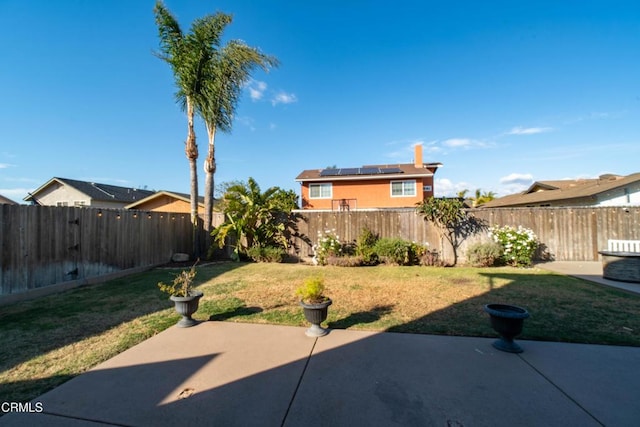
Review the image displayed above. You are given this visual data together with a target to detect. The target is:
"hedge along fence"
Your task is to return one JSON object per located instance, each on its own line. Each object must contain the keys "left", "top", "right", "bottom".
{"left": 0, "top": 205, "right": 215, "bottom": 300}
{"left": 291, "top": 206, "right": 640, "bottom": 263}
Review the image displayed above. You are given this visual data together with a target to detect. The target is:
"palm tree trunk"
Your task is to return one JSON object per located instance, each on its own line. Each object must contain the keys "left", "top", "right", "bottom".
{"left": 203, "top": 124, "right": 217, "bottom": 251}
{"left": 185, "top": 99, "right": 199, "bottom": 257}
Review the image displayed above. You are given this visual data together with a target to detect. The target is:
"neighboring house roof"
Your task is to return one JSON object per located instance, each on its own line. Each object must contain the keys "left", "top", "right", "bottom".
{"left": 125, "top": 190, "right": 206, "bottom": 210}
{"left": 296, "top": 162, "right": 442, "bottom": 182}
{"left": 482, "top": 173, "right": 640, "bottom": 208}
{"left": 0, "top": 194, "right": 18, "bottom": 205}
{"left": 24, "top": 177, "right": 154, "bottom": 204}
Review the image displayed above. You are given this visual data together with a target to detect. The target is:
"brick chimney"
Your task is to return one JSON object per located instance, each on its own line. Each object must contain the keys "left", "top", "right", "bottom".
{"left": 414, "top": 144, "right": 423, "bottom": 168}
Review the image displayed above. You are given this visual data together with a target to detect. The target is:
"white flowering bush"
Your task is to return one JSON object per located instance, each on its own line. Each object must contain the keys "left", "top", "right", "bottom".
{"left": 488, "top": 225, "right": 538, "bottom": 267}
{"left": 312, "top": 229, "right": 343, "bottom": 265}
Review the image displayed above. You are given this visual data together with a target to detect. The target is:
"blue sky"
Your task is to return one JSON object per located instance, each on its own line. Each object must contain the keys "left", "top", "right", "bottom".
{"left": 1, "top": 1, "right": 639, "bottom": 203}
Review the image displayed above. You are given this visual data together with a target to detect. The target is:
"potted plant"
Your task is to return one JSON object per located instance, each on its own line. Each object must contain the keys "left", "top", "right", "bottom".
{"left": 158, "top": 262, "right": 203, "bottom": 328}
{"left": 296, "top": 276, "right": 332, "bottom": 337}
{"left": 483, "top": 303, "right": 530, "bottom": 353}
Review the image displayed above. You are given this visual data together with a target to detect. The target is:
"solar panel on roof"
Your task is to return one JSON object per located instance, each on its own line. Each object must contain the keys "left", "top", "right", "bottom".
{"left": 359, "top": 167, "right": 380, "bottom": 175}
{"left": 380, "top": 167, "right": 402, "bottom": 174}
{"left": 339, "top": 168, "right": 359, "bottom": 176}
{"left": 320, "top": 166, "right": 402, "bottom": 177}
{"left": 320, "top": 169, "right": 340, "bottom": 176}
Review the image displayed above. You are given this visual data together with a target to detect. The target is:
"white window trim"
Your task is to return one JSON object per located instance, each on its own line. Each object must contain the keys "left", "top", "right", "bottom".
{"left": 309, "top": 183, "right": 333, "bottom": 199}
{"left": 390, "top": 180, "right": 417, "bottom": 197}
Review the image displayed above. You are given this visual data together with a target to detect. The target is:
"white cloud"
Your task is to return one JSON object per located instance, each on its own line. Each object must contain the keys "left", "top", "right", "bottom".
{"left": 507, "top": 126, "right": 553, "bottom": 135}
{"left": 565, "top": 111, "right": 626, "bottom": 125}
{"left": 441, "top": 138, "right": 493, "bottom": 149}
{"left": 424, "top": 141, "right": 442, "bottom": 154}
{"left": 385, "top": 137, "right": 490, "bottom": 161}
{"left": 0, "top": 163, "right": 13, "bottom": 169}
{"left": 499, "top": 173, "right": 534, "bottom": 185}
{"left": 246, "top": 80, "right": 267, "bottom": 101}
{"left": 496, "top": 173, "right": 534, "bottom": 196}
{"left": 385, "top": 140, "right": 421, "bottom": 160}
{"left": 433, "top": 178, "right": 473, "bottom": 198}
{"left": 385, "top": 149, "right": 409, "bottom": 160}
{"left": 443, "top": 138, "right": 472, "bottom": 148}
{"left": 271, "top": 91, "right": 297, "bottom": 106}
{"left": 236, "top": 116, "right": 256, "bottom": 131}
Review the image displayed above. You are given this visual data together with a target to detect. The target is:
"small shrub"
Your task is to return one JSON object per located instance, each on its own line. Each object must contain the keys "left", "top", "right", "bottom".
{"left": 246, "top": 246, "right": 286, "bottom": 263}
{"left": 409, "top": 241, "right": 432, "bottom": 265}
{"left": 355, "top": 227, "right": 379, "bottom": 265}
{"left": 374, "top": 237, "right": 413, "bottom": 265}
{"left": 296, "top": 276, "right": 328, "bottom": 304}
{"left": 313, "top": 229, "right": 343, "bottom": 265}
{"left": 420, "top": 250, "right": 442, "bottom": 266}
{"left": 157, "top": 262, "right": 198, "bottom": 297}
{"left": 466, "top": 241, "right": 503, "bottom": 267}
{"left": 488, "top": 225, "right": 538, "bottom": 267}
{"left": 340, "top": 241, "right": 357, "bottom": 256}
{"left": 326, "top": 255, "right": 365, "bottom": 267}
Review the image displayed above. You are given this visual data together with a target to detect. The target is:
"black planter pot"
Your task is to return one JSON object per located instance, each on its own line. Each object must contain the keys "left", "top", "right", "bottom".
{"left": 300, "top": 299, "right": 332, "bottom": 337}
{"left": 170, "top": 291, "right": 203, "bottom": 328}
{"left": 484, "top": 303, "right": 529, "bottom": 353}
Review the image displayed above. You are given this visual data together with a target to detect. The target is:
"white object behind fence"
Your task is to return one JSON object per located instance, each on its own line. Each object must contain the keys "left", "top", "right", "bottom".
{"left": 607, "top": 239, "right": 640, "bottom": 252}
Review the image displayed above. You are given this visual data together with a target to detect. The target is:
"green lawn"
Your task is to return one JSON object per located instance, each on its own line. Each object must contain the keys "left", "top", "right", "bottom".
{"left": 1, "top": 261, "right": 639, "bottom": 404}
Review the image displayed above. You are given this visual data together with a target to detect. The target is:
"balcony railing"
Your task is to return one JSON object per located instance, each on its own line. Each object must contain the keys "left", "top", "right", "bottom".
{"left": 331, "top": 198, "right": 357, "bottom": 211}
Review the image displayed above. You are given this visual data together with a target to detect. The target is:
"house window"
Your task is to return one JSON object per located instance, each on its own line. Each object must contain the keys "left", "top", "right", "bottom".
{"left": 423, "top": 185, "right": 432, "bottom": 192}
{"left": 309, "top": 183, "right": 332, "bottom": 199}
{"left": 391, "top": 180, "right": 416, "bottom": 197}
{"left": 56, "top": 201, "right": 69, "bottom": 207}
{"left": 74, "top": 201, "right": 86, "bottom": 207}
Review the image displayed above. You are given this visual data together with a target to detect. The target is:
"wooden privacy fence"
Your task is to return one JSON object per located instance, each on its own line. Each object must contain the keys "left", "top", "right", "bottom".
{"left": 292, "top": 206, "right": 640, "bottom": 263}
{"left": 2, "top": 204, "right": 638, "bottom": 299}
{"left": 0, "top": 205, "right": 204, "bottom": 298}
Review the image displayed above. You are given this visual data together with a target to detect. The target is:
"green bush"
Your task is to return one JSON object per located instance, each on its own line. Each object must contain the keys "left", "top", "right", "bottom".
{"left": 374, "top": 237, "right": 414, "bottom": 265}
{"left": 355, "top": 227, "right": 379, "bottom": 265}
{"left": 313, "top": 229, "right": 343, "bottom": 265}
{"left": 465, "top": 241, "right": 503, "bottom": 267}
{"left": 488, "top": 225, "right": 538, "bottom": 267}
{"left": 296, "top": 275, "right": 328, "bottom": 304}
{"left": 409, "top": 241, "right": 432, "bottom": 264}
{"left": 246, "top": 246, "right": 286, "bottom": 263}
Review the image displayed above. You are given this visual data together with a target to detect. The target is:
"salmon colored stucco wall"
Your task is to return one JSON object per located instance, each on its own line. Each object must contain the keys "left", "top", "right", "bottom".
{"left": 301, "top": 177, "right": 434, "bottom": 210}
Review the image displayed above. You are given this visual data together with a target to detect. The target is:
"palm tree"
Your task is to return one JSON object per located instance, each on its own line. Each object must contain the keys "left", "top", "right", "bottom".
{"left": 473, "top": 189, "right": 497, "bottom": 206}
{"left": 153, "top": 1, "right": 231, "bottom": 255}
{"left": 196, "top": 37, "right": 278, "bottom": 237}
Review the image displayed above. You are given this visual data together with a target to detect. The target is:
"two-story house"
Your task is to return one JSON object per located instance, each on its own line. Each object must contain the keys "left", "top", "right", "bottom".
{"left": 295, "top": 145, "right": 441, "bottom": 210}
